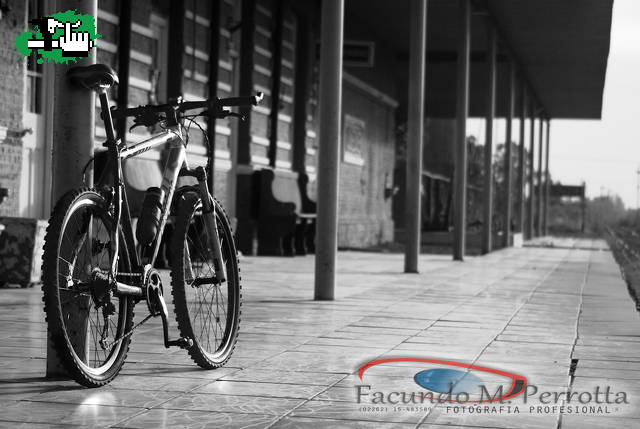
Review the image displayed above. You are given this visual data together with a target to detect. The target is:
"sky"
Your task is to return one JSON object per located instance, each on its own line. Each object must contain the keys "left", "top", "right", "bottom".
{"left": 548, "top": 0, "right": 640, "bottom": 208}
{"left": 469, "top": 0, "right": 640, "bottom": 209}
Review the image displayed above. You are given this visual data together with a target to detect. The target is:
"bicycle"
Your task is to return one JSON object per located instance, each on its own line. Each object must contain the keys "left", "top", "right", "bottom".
{"left": 41, "top": 63, "right": 263, "bottom": 387}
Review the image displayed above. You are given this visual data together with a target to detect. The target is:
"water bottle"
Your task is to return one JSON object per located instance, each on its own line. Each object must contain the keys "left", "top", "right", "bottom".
{"left": 137, "top": 187, "right": 164, "bottom": 246}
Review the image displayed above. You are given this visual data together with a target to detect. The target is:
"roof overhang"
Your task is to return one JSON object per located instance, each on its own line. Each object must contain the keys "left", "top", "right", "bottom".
{"left": 344, "top": 0, "right": 612, "bottom": 119}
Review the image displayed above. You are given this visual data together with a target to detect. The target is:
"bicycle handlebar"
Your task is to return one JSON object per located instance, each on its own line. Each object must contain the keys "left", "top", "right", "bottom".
{"left": 109, "top": 92, "right": 264, "bottom": 122}
{"left": 220, "top": 93, "right": 264, "bottom": 107}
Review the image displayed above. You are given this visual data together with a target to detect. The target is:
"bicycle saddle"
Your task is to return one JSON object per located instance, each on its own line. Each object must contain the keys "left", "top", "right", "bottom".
{"left": 67, "top": 64, "right": 119, "bottom": 91}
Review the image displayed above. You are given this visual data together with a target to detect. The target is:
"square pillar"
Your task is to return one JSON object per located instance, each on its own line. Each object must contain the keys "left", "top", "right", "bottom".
{"left": 48, "top": 0, "right": 98, "bottom": 378}
{"left": 115, "top": 0, "right": 131, "bottom": 143}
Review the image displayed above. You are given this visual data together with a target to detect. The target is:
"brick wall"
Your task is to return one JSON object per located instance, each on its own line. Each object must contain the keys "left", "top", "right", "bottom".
{"left": 95, "top": 0, "right": 234, "bottom": 210}
{"left": 0, "top": 0, "right": 398, "bottom": 250}
{"left": 0, "top": 1, "right": 26, "bottom": 217}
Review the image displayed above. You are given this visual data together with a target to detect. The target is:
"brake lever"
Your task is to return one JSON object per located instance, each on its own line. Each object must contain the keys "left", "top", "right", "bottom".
{"left": 129, "top": 112, "right": 162, "bottom": 132}
{"left": 222, "top": 111, "right": 246, "bottom": 121}
{"left": 129, "top": 122, "right": 145, "bottom": 132}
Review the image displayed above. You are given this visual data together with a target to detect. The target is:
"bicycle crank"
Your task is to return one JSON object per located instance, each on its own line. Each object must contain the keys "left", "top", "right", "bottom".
{"left": 143, "top": 265, "right": 193, "bottom": 349}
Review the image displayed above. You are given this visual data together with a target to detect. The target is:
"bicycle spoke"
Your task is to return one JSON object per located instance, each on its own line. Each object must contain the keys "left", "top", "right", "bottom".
{"left": 175, "top": 199, "right": 238, "bottom": 367}
{"left": 55, "top": 200, "right": 127, "bottom": 373}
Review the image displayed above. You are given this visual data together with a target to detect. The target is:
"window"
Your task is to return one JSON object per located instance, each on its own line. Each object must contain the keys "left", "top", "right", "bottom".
{"left": 26, "top": 0, "right": 44, "bottom": 114}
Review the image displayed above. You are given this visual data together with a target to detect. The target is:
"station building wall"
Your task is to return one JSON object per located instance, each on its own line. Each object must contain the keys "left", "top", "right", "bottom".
{"left": 1, "top": 0, "right": 397, "bottom": 249}
{"left": 0, "top": 0, "right": 26, "bottom": 217}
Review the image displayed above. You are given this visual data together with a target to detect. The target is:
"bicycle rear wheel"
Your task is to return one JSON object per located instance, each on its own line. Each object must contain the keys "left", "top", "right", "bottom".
{"left": 171, "top": 192, "right": 241, "bottom": 369}
{"left": 42, "top": 188, "right": 133, "bottom": 387}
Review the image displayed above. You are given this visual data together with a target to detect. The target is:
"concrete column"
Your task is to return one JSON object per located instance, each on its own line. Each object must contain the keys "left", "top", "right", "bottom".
{"left": 527, "top": 101, "right": 535, "bottom": 239}
{"left": 517, "top": 83, "right": 526, "bottom": 233}
{"left": 453, "top": 0, "right": 471, "bottom": 261}
{"left": 314, "top": 0, "right": 344, "bottom": 300}
{"left": 404, "top": 0, "right": 428, "bottom": 273}
{"left": 536, "top": 116, "right": 544, "bottom": 236}
{"left": 48, "top": 0, "right": 98, "bottom": 378}
{"left": 502, "top": 62, "right": 515, "bottom": 248}
{"left": 481, "top": 26, "right": 496, "bottom": 255}
{"left": 543, "top": 119, "right": 551, "bottom": 235}
{"left": 115, "top": 0, "right": 131, "bottom": 143}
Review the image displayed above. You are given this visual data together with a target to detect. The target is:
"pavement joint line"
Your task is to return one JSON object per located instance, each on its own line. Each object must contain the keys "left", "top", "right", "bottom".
{"left": 261, "top": 257, "right": 478, "bottom": 428}
{"left": 107, "top": 368, "right": 262, "bottom": 427}
{"left": 291, "top": 263, "right": 471, "bottom": 354}
{"left": 555, "top": 240, "right": 592, "bottom": 429}
{"left": 415, "top": 247, "right": 572, "bottom": 428}
{"left": 292, "top": 251, "right": 547, "bottom": 429}
{"left": 261, "top": 372, "right": 353, "bottom": 428}
{"left": 107, "top": 360, "right": 254, "bottom": 427}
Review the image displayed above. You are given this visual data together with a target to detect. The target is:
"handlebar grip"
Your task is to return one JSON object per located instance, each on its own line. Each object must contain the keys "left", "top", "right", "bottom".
{"left": 179, "top": 100, "right": 210, "bottom": 111}
{"left": 219, "top": 92, "right": 264, "bottom": 107}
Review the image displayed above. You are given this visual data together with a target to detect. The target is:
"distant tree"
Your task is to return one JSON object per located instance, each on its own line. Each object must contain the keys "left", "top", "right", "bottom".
{"left": 491, "top": 141, "right": 525, "bottom": 233}
{"left": 466, "top": 136, "right": 485, "bottom": 228}
{"left": 586, "top": 195, "right": 625, "bottom": 234}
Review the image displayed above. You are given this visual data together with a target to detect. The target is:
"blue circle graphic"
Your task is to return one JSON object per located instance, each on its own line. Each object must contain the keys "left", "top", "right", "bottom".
{"left": 414, "top": 369, "right": 483, "bottom": 394}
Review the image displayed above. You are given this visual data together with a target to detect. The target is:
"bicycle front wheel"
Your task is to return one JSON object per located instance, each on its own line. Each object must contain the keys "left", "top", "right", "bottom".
{"left": 42, "top": 188, "right": 133, "bottom": 387}
{"left": 171, "top": 192, "right": 241, "bottom": 369}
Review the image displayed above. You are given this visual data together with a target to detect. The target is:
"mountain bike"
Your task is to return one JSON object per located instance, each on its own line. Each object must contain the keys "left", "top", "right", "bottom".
{"left": 41, "top": 64, "right": 262, "bottom": 387}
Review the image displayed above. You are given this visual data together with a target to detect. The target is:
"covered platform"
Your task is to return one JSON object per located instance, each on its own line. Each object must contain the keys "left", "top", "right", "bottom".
{"left": 313, "top": 0, "right": 614, "bottom": 294}
{"left": 1, "top": 238, "right": 638, "bottom": 428}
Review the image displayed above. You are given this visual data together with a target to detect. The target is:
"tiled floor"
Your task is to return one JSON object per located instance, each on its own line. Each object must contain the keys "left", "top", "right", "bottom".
{"left": 1, "top": 238, "right": 639, "bottom": 428}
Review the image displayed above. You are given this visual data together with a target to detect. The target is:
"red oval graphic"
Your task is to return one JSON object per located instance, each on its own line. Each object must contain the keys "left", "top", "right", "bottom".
{"left": 357, "top": 358, "right": 527, "bottom": 403}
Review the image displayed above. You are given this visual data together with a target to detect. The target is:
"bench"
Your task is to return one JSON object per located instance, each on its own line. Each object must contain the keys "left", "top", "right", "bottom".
{"left": 0, "top": 187, "right": 8, "bottom": 206}
{"left": 255, "top": 169, "right": 316, "bottom": 256}
{"left": 296, "top": 173, "right": 316, "bottom": 254}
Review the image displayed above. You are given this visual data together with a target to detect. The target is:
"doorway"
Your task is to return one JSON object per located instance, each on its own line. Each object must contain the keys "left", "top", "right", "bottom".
{"left": 20, "top": 0, "right": 52, "bottom": 219}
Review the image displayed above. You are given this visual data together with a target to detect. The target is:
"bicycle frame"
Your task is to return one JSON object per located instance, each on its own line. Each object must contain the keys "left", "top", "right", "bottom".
{"left": 96, "top": 89, "right": 225, "bottom": 297}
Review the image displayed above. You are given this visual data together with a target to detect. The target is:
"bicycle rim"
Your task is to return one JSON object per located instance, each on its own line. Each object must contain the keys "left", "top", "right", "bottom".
{"left": 54, "top": 194, "right": 128, "bottom": 376}
{"left": 172, "top": 195, "right": 240, "bottom": 366}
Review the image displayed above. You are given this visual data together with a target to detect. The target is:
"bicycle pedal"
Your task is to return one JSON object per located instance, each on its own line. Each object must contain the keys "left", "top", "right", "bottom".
{"left": 167, "top": 337, "right": 193, "bottom": 349}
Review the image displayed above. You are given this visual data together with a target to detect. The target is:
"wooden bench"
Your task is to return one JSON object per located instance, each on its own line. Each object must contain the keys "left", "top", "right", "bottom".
{"left": 295, "top": 173, "right": 316, "bottom": 254}
{"left": 0, "top": 187, "right": 8, "bottom": 205}
{"left": 255, "top": 169, "right": 316, "bottom": 256}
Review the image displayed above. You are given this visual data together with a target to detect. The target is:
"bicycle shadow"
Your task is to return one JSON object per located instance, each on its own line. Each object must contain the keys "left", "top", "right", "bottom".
{"left": 0, "top": 376, "right": 86, "bottom": 394}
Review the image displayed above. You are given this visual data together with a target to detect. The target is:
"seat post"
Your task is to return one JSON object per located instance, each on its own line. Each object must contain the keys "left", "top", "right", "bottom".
{"left": 98, "top": 90, "right": 116, "bottom": 142}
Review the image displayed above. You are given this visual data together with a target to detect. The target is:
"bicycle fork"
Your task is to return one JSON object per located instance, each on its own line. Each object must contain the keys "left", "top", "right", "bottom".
{"left": 146, "top": 165, "right": 225, "bottom": 350}
{"left": 180, "top": 165, "right": 227, "bottom": 284}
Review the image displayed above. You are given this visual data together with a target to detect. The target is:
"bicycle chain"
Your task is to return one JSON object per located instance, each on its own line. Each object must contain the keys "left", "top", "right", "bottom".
{"left": 99, "top": 271, "right": 150, "bottom": 350}
{"left": 100, "top": 313, "right": 154, "bottom": 351}
{"left": 115, "top": 271, "right": 143, "bottom": 278}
